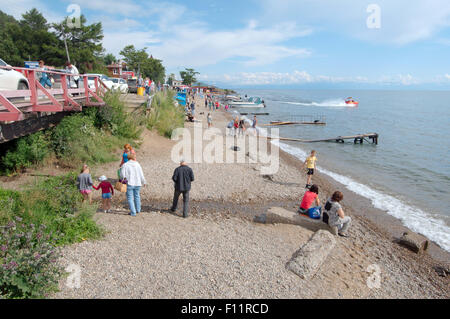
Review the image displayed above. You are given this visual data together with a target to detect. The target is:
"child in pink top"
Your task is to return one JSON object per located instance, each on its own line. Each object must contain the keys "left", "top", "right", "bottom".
{"left": 94, "top": 175, "right": 114, "bottom": 213}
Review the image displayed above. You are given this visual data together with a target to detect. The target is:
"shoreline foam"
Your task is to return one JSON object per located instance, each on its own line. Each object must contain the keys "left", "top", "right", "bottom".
{"left": 274, "top": 141, "right": 450, "bottom": 253}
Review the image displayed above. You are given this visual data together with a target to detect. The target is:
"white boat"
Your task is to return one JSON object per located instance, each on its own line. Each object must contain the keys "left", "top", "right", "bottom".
{"left": 229, "top": 97, "right": 265, "bottom": 108}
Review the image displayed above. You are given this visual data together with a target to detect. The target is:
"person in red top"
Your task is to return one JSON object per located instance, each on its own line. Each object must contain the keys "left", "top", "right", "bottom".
{"left": 94, "top": 175, "right": 114, "bottom": 213}
{"left": 298, "top": 184, "right": 321, "bottom": 215}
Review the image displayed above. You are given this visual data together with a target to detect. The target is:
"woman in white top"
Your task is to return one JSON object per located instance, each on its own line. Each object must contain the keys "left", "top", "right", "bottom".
{"left": 120, "top": 153, "right": 147, "bottom": 216}
{"left": 65, "top": 61, "right": 80, "bottom": 88}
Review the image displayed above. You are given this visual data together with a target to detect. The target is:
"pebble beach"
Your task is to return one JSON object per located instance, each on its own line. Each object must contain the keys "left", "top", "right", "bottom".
{"left": 49, "top": 95, "right": 449, "bottom": 299}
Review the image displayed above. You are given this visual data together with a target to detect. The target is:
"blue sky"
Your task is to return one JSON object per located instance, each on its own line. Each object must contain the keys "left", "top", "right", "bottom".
{"left": 3, "top": 0, "right": 450, "bottom": 88}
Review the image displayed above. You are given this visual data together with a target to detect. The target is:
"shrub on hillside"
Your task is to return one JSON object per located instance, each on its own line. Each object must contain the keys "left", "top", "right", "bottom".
{"left": 147, "top": 91, "right": 184, "bottom": 138}
{"left": 1, "top": 132, "right": 50, "bottom": 174}
{"left": 0, "top": 218, "right": 63, "bottom": 299}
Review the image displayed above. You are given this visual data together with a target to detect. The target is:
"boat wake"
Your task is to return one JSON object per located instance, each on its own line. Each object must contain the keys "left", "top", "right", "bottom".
{"left": 271, "top": 140, "right": 450, "bottom": 252}
{"left": 280, "top": 99, "right": 351, "bottom": 108}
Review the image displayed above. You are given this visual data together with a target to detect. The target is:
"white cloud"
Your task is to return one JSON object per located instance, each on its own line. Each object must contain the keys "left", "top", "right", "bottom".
{"left": 147, "top": 21, "right": 312, "bottom": 68}
{"left": 198, "top": 70, "right": 429, "bottom": 86}
{"left": 102, "top": 31, "right": 161, "bottom": 56}
{"left": 259, "top": 0, "right": 450, "bottom": 45}
{"left": 445, "top": 74, "right": 450, "bottom": 80}
{"left": 2, "top": 0, "right": 63, "bottom": 22}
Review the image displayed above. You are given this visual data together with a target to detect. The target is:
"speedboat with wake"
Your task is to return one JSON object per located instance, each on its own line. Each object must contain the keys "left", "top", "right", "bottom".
{"left": 229, "top": 97, "right": 266, "bottom": 108}
{"left": 345, "top": 97, "right": 359, "bottom": 106}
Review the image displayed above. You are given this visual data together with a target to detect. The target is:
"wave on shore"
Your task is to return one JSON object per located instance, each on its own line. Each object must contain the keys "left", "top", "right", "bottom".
{"left": 273, "top": 141, "right": 450, "bottom": 252}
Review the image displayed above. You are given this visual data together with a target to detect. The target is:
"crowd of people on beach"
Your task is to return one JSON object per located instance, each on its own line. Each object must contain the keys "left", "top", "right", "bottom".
{"left": 76, "top": 94, "right": 351, "bottom": 237}
{"left": 76, "top": 143, "right": 194, "bottom": 218}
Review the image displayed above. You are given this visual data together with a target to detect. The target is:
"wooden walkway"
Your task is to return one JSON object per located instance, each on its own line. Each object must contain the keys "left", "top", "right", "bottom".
{"left": 265, "top": 133, "right": 379, "bottom": 145}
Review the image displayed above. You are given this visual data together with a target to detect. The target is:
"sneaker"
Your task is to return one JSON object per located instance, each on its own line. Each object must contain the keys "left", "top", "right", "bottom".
{"left": 104, "top": 210, "right": 108, "bottom": 213}
{"left": 338, "top": 233, "right": 349, "bottom": 238}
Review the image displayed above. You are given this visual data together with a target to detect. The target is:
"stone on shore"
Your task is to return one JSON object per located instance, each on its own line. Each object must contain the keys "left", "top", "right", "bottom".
{"left": 287, "top": 230, "right": 336, "bottom": 280}
{"left": 398, "top": 231, "right": 429, "bottom": 253}
{"left": 254, "top": 207, "right": 332, "bottom": 233}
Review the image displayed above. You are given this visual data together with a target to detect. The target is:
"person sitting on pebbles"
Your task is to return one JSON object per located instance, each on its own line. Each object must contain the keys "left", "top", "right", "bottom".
{"left": 323, "top": 191, "right": 351, "bottom": 237}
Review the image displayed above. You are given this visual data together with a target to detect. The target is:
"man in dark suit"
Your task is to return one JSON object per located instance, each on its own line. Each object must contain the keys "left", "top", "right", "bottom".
{"left": 170, "top": 160, "right": 194, "bottom": 218}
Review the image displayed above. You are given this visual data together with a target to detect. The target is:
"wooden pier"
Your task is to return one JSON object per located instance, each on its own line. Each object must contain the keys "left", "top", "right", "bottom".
{"left": 261, "top": 121, "right": 326, "bottom": 127}
{"left": 265, "top": 133, "right": 379, "bottom": 145}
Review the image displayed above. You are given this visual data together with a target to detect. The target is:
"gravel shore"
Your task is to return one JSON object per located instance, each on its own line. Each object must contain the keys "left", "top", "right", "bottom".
{"left": 51, "top": 95, "right": 449, "bottom": 299}
{"left": 2, "top": 94, "right": 446, "bottom": 298}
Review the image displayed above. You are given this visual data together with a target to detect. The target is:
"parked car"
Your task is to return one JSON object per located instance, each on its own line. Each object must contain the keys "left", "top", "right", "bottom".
{"left": 110, "top": 77, "right": 129, "bottom": 93}
{"left": 85, "top": 73, "right": 113, "bottom": 90}
{"left": 127, "top": 78, "right": 138, "bottom": 93}
{"left": 0, "top": 58, "right": 29, "bottom": 90}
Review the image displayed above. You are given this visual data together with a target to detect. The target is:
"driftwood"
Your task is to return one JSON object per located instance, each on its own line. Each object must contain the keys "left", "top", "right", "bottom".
{"left": 398, "top": 231, "right": 429, "bottom": 253}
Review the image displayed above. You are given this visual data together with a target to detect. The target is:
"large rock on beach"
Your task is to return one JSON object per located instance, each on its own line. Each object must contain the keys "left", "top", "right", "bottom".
{"left": 254, "top": 207, "right": 333, "bottom": 233}
{"left": 398, "top": 231, "right": 429, "bottom": 254}
{"left": 287, "top": 230, "right": 336, "bottom": 280}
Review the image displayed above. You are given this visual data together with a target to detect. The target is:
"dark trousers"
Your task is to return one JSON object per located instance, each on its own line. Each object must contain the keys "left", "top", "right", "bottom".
{"left": 171, "top": 190, "right": 190, "bottom": 217}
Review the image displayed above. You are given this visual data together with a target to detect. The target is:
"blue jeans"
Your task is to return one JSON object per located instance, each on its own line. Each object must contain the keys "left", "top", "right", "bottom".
{"left": 40, "top": 75, "right": 52, "bottom": 88}
{"left": 126, "top": 185, "right": 141, "bottom": 216}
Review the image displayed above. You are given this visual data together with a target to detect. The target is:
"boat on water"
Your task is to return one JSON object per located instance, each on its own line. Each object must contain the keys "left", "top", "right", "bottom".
{"left": 345, "top": 97, "right": 359, "bottom": 106}
{"left": 229, "top": 97, "right": 266, "bottom": 108}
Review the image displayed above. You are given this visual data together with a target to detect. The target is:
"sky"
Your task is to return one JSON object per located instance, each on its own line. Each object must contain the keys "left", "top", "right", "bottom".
{"left": 2, "top": 0, "right": 450, "bottom": 89}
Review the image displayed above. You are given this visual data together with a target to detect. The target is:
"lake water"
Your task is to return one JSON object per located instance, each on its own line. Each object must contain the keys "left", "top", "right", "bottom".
{"left": 235, "top": 89, "right": 450, "bottom": 252}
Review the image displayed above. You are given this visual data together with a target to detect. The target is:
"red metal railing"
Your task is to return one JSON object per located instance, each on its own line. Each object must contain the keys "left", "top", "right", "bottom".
{"left": 0, "top": 65, "right": 109, "bottom": 122}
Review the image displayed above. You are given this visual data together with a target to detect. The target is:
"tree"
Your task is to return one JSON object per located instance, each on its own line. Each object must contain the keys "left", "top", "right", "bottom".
{"left": 53, "top": 15, "right": 104, "bottom": 73}
{"left": 0, "top": 9, "right": 64, "bottom": 67}
{"left": 20, "top": 8, "right": 48, "bottom": 31}
{"left": 180, "top": 68, "right": 199, "bottom": 86}
{"left": 119, "top": 45, "right": 165, "bottom": 83}
{"left": 167, "top": 73, "right": 176, "bottom": 86}
{"left": 103, "top": 53, "right": 116, "bottom": 66}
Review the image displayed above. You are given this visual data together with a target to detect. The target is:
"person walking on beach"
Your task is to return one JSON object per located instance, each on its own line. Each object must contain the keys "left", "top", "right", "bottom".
{"left": 303, "top": 150, "right": 317, "bottom": 188}
{"left": 233, "top": 117, "right": 239, "bottom": 136}
{"left": 190, "top": 101, "right": 196, "bottom": 118}
{"left": 170, "top": 160, "right": 194, "bottom": 218}
{"left": 207, "top": 113, "right": 212, "bottom": 128}
{"left": 252, "top": 115, "right": 259, "bottom": 136}
{"left": 120, "top": 153, "right": 147, "bottom": 217}
{"left": 120, "top": 144, "right": 136, "bottom": 167}
{"left": 93, "top": 175, "right": 114, "bottom": 213}
{"left": 77, "top": 164, "right": 94, "bottom": 204}
{"left": 298, "top": 184, "right": 321, "bottom": 216}
{"left": 238, "top": 117, "right": 246, "bottom": 136}
{"left": 323, "top": 191, "right": 351, "bottom": 237}
{"left": 144, "top": 78, "right": 150, "bottom": 95}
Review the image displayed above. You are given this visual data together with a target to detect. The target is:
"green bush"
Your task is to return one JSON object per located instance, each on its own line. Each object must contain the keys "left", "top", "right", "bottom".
{"left": 0, "top": 189, "right": 23, "bottom": 226}
{"left": 0, "top": 174, "right": 104, "bottom": 298}
{"left": 0, "top": 218, "right": 63, "bottom": 299}
{"left": 147, "top": 91, "right": 184, "bottom": 138}
{"left": 49, "top": 113, "right": 122, "bottom": 167}
{"left": 101, "top": 92, "right": 145, "bottom": 140}
{"left": 1, "top": 132, "right": 50, "bottom": 174}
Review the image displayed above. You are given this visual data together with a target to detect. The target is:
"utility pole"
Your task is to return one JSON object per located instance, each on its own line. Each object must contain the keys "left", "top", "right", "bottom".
{"left": 63, "top": 32, "right": 71, "bottom": 64}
